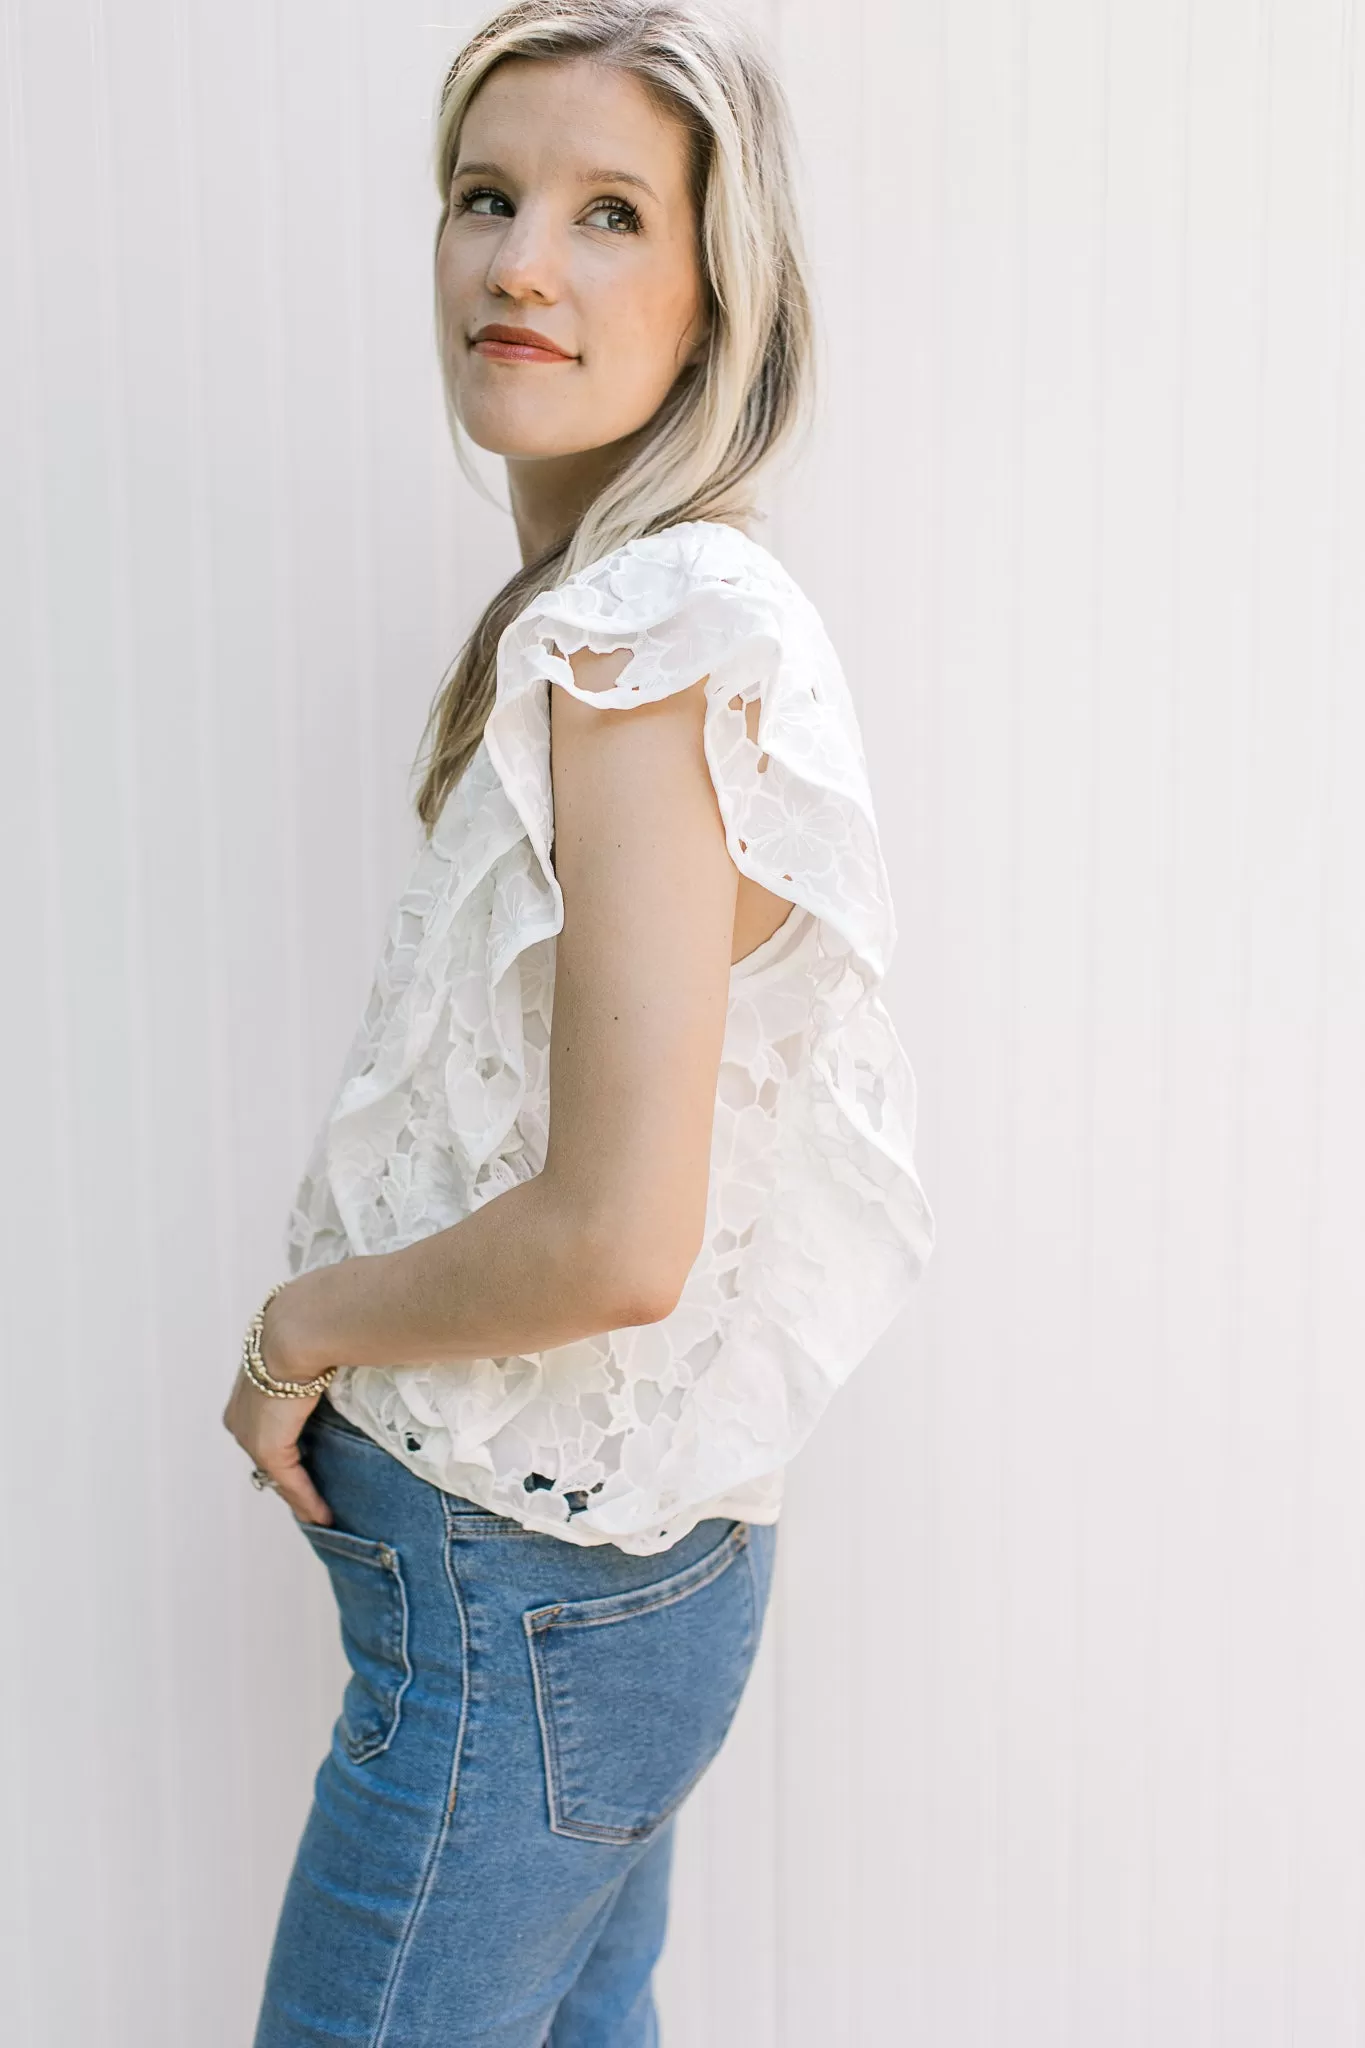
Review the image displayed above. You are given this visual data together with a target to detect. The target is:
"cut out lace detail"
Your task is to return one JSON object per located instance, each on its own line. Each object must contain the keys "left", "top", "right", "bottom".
{"left": 284, "top": 522, "right": 935, "bottom": 1554}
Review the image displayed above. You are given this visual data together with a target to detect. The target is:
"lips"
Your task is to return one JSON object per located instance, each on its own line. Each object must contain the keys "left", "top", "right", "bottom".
{"left": 470, "top": 324, "right": 576, "bottom": 363}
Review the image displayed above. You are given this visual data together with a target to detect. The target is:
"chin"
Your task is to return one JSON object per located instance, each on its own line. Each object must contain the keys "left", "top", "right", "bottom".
{"left": 459, "top": 417, "right": 584, "bottom": 459}
{"left": 450, "top": 372, "right": 663, "bottom": 464}
{"left": 455, "top": 401, "right": 636, "bottom": 463}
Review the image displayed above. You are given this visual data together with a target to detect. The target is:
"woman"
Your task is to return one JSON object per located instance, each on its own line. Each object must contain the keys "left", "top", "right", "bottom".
{"left": 227, "top": 3, "right": 934, "bottom": 2041}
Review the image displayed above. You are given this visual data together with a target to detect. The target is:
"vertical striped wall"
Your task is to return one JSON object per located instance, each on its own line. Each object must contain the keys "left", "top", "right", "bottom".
{"left": 2, "top": 3, "right": 1360, "bottom": 2042}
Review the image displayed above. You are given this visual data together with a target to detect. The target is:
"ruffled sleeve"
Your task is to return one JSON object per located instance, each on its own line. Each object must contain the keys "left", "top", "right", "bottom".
{"left": 481, "top": 521, "right": 899, "bottom": 988}
{"left": 480, "top": 520, "right": 935, "bottom": 1417}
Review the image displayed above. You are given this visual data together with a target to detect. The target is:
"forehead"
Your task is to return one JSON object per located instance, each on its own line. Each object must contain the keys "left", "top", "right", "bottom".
{"left": 457, "top": 55, "right": 694, "bottom": 195}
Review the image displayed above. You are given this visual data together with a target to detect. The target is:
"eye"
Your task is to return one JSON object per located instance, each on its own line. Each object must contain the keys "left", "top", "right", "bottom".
{"left": 582, "top": 196, "right": 642, "bottom": 235}
{"left": 454, "top": 184, "right": 514, "bottom": 219}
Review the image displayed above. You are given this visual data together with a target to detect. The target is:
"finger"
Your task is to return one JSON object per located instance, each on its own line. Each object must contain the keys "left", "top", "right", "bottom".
{"left": 267, "top": 1449, "right": 334, "bottom": 1527}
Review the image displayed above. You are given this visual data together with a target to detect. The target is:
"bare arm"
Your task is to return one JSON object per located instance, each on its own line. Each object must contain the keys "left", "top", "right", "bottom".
{"left": 266, "top": 653, "right": 738, "bottom": 1381}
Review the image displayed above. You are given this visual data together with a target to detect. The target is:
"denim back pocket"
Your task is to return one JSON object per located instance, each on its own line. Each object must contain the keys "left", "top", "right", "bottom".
{"left": 523, "top": 1521, "right": 760, "bottom": 1845}
{"left": 301, "top": 1524, "right": 413, "bottom": 1765}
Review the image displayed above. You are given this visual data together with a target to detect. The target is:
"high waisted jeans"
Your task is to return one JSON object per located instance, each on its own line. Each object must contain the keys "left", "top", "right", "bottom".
{"left": 252, "top": 1395, "right": 779, "bottom": 2048}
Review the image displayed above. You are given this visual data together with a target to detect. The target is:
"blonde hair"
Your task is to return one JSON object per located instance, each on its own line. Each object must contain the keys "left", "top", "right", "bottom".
{"left": 412, "top": 0, "right": 815, "bottom": 832}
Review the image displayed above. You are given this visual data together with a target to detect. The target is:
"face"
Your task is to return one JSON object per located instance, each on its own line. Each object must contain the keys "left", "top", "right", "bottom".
{"left": 436, "top": 56, "right": 708, "bottom": 462}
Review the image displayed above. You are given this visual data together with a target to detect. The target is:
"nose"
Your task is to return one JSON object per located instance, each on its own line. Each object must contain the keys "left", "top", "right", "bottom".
{"left": 483, "top": 202, "right": 562, "bottom": 304}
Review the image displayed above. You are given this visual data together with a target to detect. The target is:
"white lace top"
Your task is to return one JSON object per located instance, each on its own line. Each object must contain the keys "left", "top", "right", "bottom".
{"left": 283, "top": 520, "right": 935, "bottom": 1554}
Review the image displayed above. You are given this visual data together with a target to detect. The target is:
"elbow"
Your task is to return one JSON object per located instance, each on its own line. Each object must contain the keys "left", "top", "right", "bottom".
{"left": 588, "top": 1255, "right": 691, "bottom": 1330}
{"left": 601, "top": 1274, "right": 687, "bottom": 1329}
{"left": 564, "top": 1218, "right": 697, "bottom": 1330}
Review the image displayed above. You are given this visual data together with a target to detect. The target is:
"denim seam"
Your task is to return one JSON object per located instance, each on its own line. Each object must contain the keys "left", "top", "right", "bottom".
{"left": 443, "top": 1522, "right": 543, "bottom": 1538}
{"left": 523, "top": 1608, "right": 563, "bottom": 1838}
{"left": 368, "top": 1506, "right": 473, "bottom": 2048}
{"left": 524, "top": 1523, "right": 750, "bottom": 1637}
{"left": 742, "top": 1532, "right": 761, "bottom": 1653}
{"left": 437, "top": 1521, "right": 475, "bottom": 1825}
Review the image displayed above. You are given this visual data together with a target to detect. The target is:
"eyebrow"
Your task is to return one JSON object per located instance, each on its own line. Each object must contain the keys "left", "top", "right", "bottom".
{"left": 582, "top": 167, "right": 660, "bottom": 202}
{"left": 451, "top": 158, "right": 660, "bottom": 204}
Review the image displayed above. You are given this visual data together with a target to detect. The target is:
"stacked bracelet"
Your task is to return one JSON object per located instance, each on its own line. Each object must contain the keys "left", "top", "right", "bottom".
{"left": 241, "top": 1280, "right": 339, "bottom": 1400}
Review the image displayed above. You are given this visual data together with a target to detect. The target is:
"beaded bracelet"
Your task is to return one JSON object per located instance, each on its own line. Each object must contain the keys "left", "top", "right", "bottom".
{"left": 241, "top": 1280, "right": 338, "bottom": 1400}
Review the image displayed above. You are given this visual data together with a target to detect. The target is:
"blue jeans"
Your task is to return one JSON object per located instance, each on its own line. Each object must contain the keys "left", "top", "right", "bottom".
{"left": 252, "top": 1396, "right": 779, "bottom": 2047}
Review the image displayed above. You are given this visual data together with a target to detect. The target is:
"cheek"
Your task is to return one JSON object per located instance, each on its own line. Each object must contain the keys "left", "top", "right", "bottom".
{"left": 587, "top": 261, "right": 701, "bottom": 399}
{"left": 436, "top": 222, "right": 494, "bottom": 363}
{"left": 434, "top": 230, "right": 467, "bottom": 340}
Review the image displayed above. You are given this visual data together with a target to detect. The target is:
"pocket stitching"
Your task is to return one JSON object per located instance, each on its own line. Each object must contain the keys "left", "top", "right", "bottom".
{"left": 303, "top": 1526, "right": 413, "bottom": 1765}
{"left": 523, "top": 1521, "right": 755, "bottom": 1844}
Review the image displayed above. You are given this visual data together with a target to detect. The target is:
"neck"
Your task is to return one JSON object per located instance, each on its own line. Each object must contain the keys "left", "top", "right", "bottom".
{"left": 505, "top": 431, "right": 649, "bottom": 565}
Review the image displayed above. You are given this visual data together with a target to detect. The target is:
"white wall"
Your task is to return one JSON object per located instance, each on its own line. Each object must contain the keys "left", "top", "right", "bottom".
{"left": 2, "top": 2, "right": 1361, "bottom": 2043}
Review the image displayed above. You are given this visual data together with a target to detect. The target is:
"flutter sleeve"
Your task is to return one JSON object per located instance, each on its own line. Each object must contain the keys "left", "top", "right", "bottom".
{"left": 482, "top": 521, "right": 899, "bottom": 986}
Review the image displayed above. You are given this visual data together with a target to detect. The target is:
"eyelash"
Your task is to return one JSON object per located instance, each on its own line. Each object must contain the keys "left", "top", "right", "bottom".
{"left": 453, "top": 186, "right": 642, "bottom": 235}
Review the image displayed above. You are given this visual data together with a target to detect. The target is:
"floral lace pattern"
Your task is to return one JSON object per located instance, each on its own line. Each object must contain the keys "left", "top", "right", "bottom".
{"left": 284, "top": 523, "right": 935, "bottom": 1554}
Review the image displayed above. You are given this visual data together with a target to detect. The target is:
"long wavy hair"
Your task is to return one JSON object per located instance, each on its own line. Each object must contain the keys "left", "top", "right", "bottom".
{"left": 411, "top": 0, "right": 815, "bottom": 832}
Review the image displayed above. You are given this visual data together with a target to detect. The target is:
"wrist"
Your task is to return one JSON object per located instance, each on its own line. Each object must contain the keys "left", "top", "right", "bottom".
{"left": 262, "top": 1270, "right": 338, "bottom": 1384}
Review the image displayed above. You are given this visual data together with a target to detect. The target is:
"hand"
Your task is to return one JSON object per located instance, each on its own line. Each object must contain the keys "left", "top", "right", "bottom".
{"left": 222, "top": 1291, "right": 335, "bottom": 1525}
